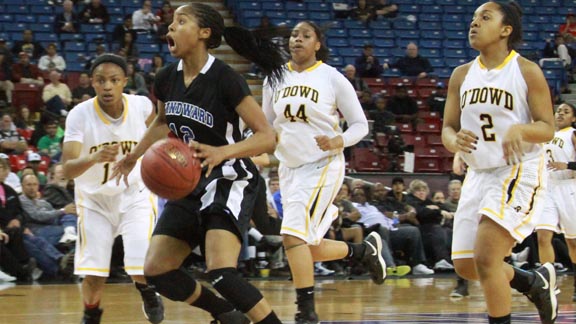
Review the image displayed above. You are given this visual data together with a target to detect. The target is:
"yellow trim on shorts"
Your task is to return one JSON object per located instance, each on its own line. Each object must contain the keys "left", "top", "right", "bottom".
{"left": 124, "top": 266, "right": 144, "bottom": 270}
{"left": 307, "top": 156, "right": 333, "bottom": 229}
{"left": 488, "top": 163, "right": 520, "bottom": 219}
{"left": 513, "top": 155, "right": 545, "bottom": 239}
{"left": 452, "top": 250, "right": 474, "bottom": 256}
{"left": 77, "top": 195, "right": 87, "bottom": 260}
{"left": 76, "top": 267, "right": 110, "bottom": 273}
{"left": 318, "top": 154, "right": 345, "bottom": 225}
{"left": 148, "top": 194, "right": 157, "bottom": 239}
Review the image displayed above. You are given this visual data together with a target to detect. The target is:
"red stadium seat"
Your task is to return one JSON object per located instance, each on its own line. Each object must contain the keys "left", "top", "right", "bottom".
{"left": 426, "top": 134, "right": 443, "bottom": 146}
{"left": 350, "top": 148, "right": 383, "bottom": 172}
{"left": 414, "top": 146, "right": 441, "bottom": 158}
{"left": 414, "top": 157, "right": 442, "bottom": 173}
{"left": 416, "top": 123, "right": 441, "bottom": 134}
{"left": 395, "top": 123, "right": 413, "bottom": 133}
{"left": 38, "top": 155, "right": 51, "bottom": 174}
{"left": 12, "top": 83, "right": 43, "bottom": 113}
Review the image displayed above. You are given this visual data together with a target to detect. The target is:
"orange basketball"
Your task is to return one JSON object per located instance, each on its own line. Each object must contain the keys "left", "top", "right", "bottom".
{"left": 141, "top": 138, "right": 202, "bottom": 200}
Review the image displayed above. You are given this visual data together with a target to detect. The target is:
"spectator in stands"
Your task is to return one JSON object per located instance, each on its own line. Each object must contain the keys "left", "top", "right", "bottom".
{"left": 442, "top": 179, "right": 461, "bottom": 213}
{"left": 540, "top": 34, "right": 572, "bottom": 68}
{"left": 42, "top": 70, "right": 72, "bottom": 117}
{"left": 43, "top": 163, "right": 74, "bottom": 210}
{"left": 156, "top": 0, "right": 174, "bottom": 42}
{"left": 83, "top": 44, "right": 106, "bottom": 71}
{"left": 431, "top": 190, "right": 445, "bottom": 204}
{"left": 384, "top": 177, "right": 419, "bottom": 225}
{"left": 384, "top": 43, "right": 433, "bottom": 79}
{"left": 343, "top": 64, "right": 371, "bottom": 99}
{"left": 20, "top": 173, "right": 78, "bottom": 246}
{"left": 71, "top": 72, "right": 96, "bottom": 106}
{"left": 79, "top": 0, "right": 110, "bottom": 24}
{"left": 372, "top": 0, "right": 399, "bottom": 19}
{"left": 350, "top": 0, "right": 375, "bottom": 25}
{"left": 0, "top": 38, "right": 13, "bottom": 65}
{"left": 370, "top": 95, "right": 395, "bottom": 134}
{"left": 0, "top": 113, "right": 27, "bottom": 155}
{"left": 11, "top": 52, "right": 44, "bottom": 87}
{"left": 37, "top": 119, "right": 63, "bottom": 160}
{"left": 38, "top": 44, "right": 67, "bottom": 73}
{"left": 132, "top": 0, "right": 161, "bottom": 34}
{"left": 0, "top": 153, "right": 21, "bottom": 194}
{"left": 54, "top": 0, "right": 80, "bottom": 34}
{"left": 114, "top": 32, "right": 139, "bottom": 62}
{"left": 13, "top": 106, "right": 35, "bottom": 131}
{"left": 387, "top": 84, "right": 418, "bottom": 120}
{"left": 355, "top": 44, "right": 384, "bottom": 78}
{"left": 17, "top": 153, "right": 47, "bottom": 187}
{"left": 11, "top": 30, "right": 44, "bottom": 60}
{"left": 0, "top": 53, "right": 13, "bottom": 107}
{"left": 559, "top": 13, "right": 576, "bottom": 43}
{"left": 359, "top": 90, "right": 375, "bottom": 112}
{"left": 112, "top": 15, "right": 136, "bottom": 44}
{"left": 350, "top": 186, "right": 434, "bottom": 275}
{"left": 124, "top": 62, "right": 149, "bottom": 96}
{"left": 405, "top": 179, "right": 454, "bottom": 271}
{"left": 144, "top": 54, "right": 165, "bottom": 86}
{"left": 427, "top": 81, "right": 447, "bottom": 114}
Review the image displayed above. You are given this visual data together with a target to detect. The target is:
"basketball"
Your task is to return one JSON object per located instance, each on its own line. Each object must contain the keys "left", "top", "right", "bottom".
{"left": 141, "top": 138, "right": 202, "bottom": 200}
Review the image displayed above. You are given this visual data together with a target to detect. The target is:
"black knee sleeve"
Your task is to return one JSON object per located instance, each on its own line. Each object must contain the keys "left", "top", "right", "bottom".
{"left": 146, "top": 268, "right": 197, "bottom": 302}
{"left": 208, "top": 267, "right": 263, "bottom": 313}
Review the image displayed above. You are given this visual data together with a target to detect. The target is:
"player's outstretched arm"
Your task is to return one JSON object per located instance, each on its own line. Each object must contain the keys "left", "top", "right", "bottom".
{"left": 111, "top": 100, "right": 169, "bottom": 185}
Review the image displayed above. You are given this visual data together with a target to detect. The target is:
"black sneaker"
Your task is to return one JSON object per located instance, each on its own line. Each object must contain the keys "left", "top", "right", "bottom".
{"left": 81, "top": 308, "right": 103, "bottom": 324}
{"left": 361, "top": 232, "right": 386, "bottom": 284}
{"left": 210, "top": 310, "right": 250, "bottom": 324}
{"left": 295, "top": 308, "right": 319, "bottom": 324}
{"left": 524, "top": 263, "right": 558, "bottom": 324}
{"left": 139, "top": 285, "right": 165, "bottom": 324}
{"left": 449, "top": 280, "right": 469, "bottom": 298}
{"left": 59, "top": 250, "right": 75, "bottom": 279}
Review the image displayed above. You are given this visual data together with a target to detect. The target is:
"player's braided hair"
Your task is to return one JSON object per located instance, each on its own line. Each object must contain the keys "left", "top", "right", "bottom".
{"left": 183, "top": 3, "right": 285, "bottom": 88}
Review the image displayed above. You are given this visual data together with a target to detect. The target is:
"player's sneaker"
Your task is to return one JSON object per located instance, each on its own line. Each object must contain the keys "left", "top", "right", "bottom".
{"left": 210, "top": 310, "right": 250, "bottom": 324}
{"left": 138, "top": 284, "right": 164, "bottom": 324}
{"left": 361, "top": 232, "right": 386, "bottom": 284}
{"left": 295, "top": 307, "right": 319, "bottom": 324}
{"left": 81, "top": 308, "right": 103, "bottom": 324}
{"left": 449, "top": 280, "right": 469, "bottom": 298}
{"left": 524, "top": 263, "right": 558, "bottom": 324}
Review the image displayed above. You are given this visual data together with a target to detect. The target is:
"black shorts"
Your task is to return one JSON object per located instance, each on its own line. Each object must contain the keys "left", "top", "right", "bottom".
{"left": 153, "top": 159, "right": 260, "bottom": 253}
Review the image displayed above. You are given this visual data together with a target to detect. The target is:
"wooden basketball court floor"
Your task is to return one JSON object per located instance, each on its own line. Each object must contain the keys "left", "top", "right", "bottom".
{"left": 2, "top": 274, "right": 576, "bottom": 324}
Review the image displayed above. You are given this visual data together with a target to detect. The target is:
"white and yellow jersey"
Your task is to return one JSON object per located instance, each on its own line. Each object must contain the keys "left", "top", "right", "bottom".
{"left": 545, "top": 127, "right": 576, "bottom": 180}
{"left": 459, "top": 51, "right": 543, "bottom": 170}
{"left": 64, "top": 94, "right": 153, "bottom": 196}
{"left": 262, "top": 61, "right": 368, "bottom": 168}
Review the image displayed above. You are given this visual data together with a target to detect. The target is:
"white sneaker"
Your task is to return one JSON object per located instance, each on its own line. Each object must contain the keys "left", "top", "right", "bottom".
{"left": 59, "top": 227, "right": 77, "bottom": 244}
{"left": 0, "top": 270, "right": 16, "bottom": 282}
{"left": 512, "top": 247, "right": 530, "bottom": 263}
{"left": 434, "top": 259, "right": 455, "bottom": 270}
{"left": 314, "top": 262, "right": 335, "bottom": 276}
{"left": 412, "top": 264, "right": 434, "bottom": 275}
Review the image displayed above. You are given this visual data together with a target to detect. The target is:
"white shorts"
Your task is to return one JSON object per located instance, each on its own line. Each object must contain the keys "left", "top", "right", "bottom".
{"left": 452, "top": 156, "right": 547, "bottom": 260}
{"left": 535, "top": 178, "right": 576, "bottom": 238}
{"left": 279, "top": 154, "right": 345, "bottom": 245}
{"left": 74, "top": 187, "right": 158, "bottom": 277}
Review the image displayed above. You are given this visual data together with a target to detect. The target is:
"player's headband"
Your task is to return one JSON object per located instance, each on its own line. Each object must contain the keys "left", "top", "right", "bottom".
{"left": 90, "top": 53, "right": 128, "bottom": 76}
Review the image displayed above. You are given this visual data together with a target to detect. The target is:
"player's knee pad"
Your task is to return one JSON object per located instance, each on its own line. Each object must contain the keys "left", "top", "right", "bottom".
{"left": 208, "top": 267, "right": 263, "bottom": 313}
{"left": 145, "top": 268, "right": 197, "bottom": 302}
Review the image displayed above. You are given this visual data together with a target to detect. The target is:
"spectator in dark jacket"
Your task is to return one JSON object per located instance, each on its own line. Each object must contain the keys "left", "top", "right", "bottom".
{"left": 355, "top": 44, "right": 384, "bottom": 77}
{"left": 54, "top": 0, "right": 80, "bottom": 34}
{"left": 10, "top": 30, "right": 45, "bottom": 60}
{"left": 384, "top": 43, "right": 433, "bottom": 78}
{"left": 79, "top": 0, "right": 110, "bottom": 24}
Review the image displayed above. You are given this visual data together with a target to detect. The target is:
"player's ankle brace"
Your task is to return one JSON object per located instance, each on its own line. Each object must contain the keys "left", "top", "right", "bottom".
{"left": 146, "top": 268, "right": 197, "bottom": 301}
{"left": 209, "top": 267, "right": 263, "bottom": 313}
{"left": 509, "top": 267, "right": 534, "bottom": 294}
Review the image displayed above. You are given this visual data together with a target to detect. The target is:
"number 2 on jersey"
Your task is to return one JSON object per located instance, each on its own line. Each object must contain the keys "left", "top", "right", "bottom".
{"left": 168, "top": 123, "right": 195, "bottom": 143}
{"left": 284, "top": 104, "right": 308, "bottom": 123}
{"left": 480, "top": 114, "right": 496, "bottom": 142}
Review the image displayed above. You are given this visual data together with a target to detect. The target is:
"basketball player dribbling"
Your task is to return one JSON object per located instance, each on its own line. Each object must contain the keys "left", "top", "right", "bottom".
{"left": 441, "top": 1, "right": 557, "bottom": 323}
{"left": 62, "top": 54, "right": 164, "bottom": 324}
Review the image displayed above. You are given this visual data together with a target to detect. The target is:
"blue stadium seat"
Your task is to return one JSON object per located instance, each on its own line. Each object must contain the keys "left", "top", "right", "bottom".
{"left": 3, "top": 0, "right": 22, "bottom": 4}
{"left": 382, "top": 68, "right": 401, "bottom": 77}
{"left": 443, "top": 49, "right": 467, "bottom": 58}
{"left": 109, "top": 7, "right": 123, "bottom": 16}
{"left": 326, "top": 29, "right": 347, "bottom": 38}
{"left": 64, "top": 42, "right": 86, "bottom": 52}
{"left": 85, "top": 34, "right": 106, "bottom": 43}
{"left": 436, "top": 0, "right": 457, "bottom": 5}
{"left": 349, "top": 29, "right": 372, "bottom": 39}
{"left": 524, "top": 23, "right": 539, "bottom": 32}
{"left": 545, "top": 0, "right": 561, "bottom": 6}
{"left": 38, "top": 16, "right": 55, "bottom": 23}
{"left": 541, "top": 60, "right": 565, "bottom": 70}
{"left": 309, "top": 3, "right": 330, "bottom": 12}
{"left": 370, "top": 20, "right": 391, "bottom": 30}
{"left": 420, "top": 22, "right": 442, "bottom": 31}
{"left": 429, "top": 58, "right": 445, "bottom": 69}
{"left": 6, "top": 5, "right": 28, "bottom": 15}
{"left": 419, "top": 40, "right": 441, "bottom": 49}
{"left": 343, "top": 20, "right": 365, "bottom": 29}
{"left": 328, "top": 56, "right": 343, "bottom": 68}
{"left": 419, "top": 14, "right": 441, "bottom": 22}
{"left": 30, "top": 5, "right": 52, "bottom": 14}
{"left": 433, "top": 68, "right": 453, "bottom": 79}
{"left": 0, "top": 15, "right": 12, "bottom": 23}
{"left": 528, "top": 16, "right": 550, "bottom": 24}
{"left": 237, "top": 2, "right": 261, "bottom": 10}
{"left": 445, "top": 58, "right": 468, "bottom": 68}
{"left": 393, "top": 20, "right": 416, "bottom": 30}
{"left": 139, "top": 43, "right": 160, "bottom": 53}
{"left": 5, "top": 23, "right": 27, "bottom": 33}
{"left": 67, "top": 62, "right": 86, "bottom": 72}
{"left": 15, "top": 15, "right": 36, "bottom": 23}
{"left": 349, "top": 38, "right": 372, "bottom": 48}
{"left": 242, "top": 10, "right": 264, "bottom": 19}
{"left": 394, "top": 30, "right": 419, "bottom": 39}
{"left": 60, "top": 33, "right": 84, "bottom": 42}
{"left": 419, "top": 48, "right": 440, "bottom": 58}
{"left": 87, "top": 43, "right": 108, "bottom": 52}
{"left": 285, "top": 2, "right": 306, "bottom": 11}
{"left": 311, "top": 12, "right": 331, "bottom": 21}
{"left": 443, "top": 39, "right": 465, "bottom": 49}
{"left": 444, "top": 5, "right": 467, "bottom": 14}
{"left": 35, "top": 33, "right": 57, "bottom": 43}
{"left": 286, "top": 12, "right": 308, "bottom": 20}
{"left": 373, "top": 30, "right": 395, "bottom": 39}
{"left": 65, "top": 52, "right": 87, "bottom": 63}
{"left": 442, "top": 22, "right": 466, "bottom": 31}
{"left": 80, "top": 24, "right": 104, "bottom": 33}
{"left": 339, "top": 48, "right": 362, "bottom": 57}
{"left": 443, "top": 15, "right": 465, "bottom": 23}
{"left": 523, "top": 0, "right": 541, "bottom": 6}
{"left": 402, "top": 5, "right": 420, "bottom": 14}
{"left": 262, "top": 2, "right": 283, "bottom": 11}
{"left": 444, "top": 30, "right": 466, "bottom": 40}
{"left": 29, "top": 24, "right": 51, "bottom": 33}
{"left": 373, "top": 39, "right": 395, "bottom": 48}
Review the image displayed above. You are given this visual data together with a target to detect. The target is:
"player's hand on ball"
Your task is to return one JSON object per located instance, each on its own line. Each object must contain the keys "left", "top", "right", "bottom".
{"left": 315, "top": 135, "right": 343, "bottom": 151}
{"left": 453, "top": 129, "right": 477, "bottom": 153}
{"left": 189, "top": 140, "right": 224, "bottom": 178}
{"left": 502, "top": 125, "right": 524, "bottom": 165}
{"left": 111, "top": 153, "right": 137, "bottom": 187}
